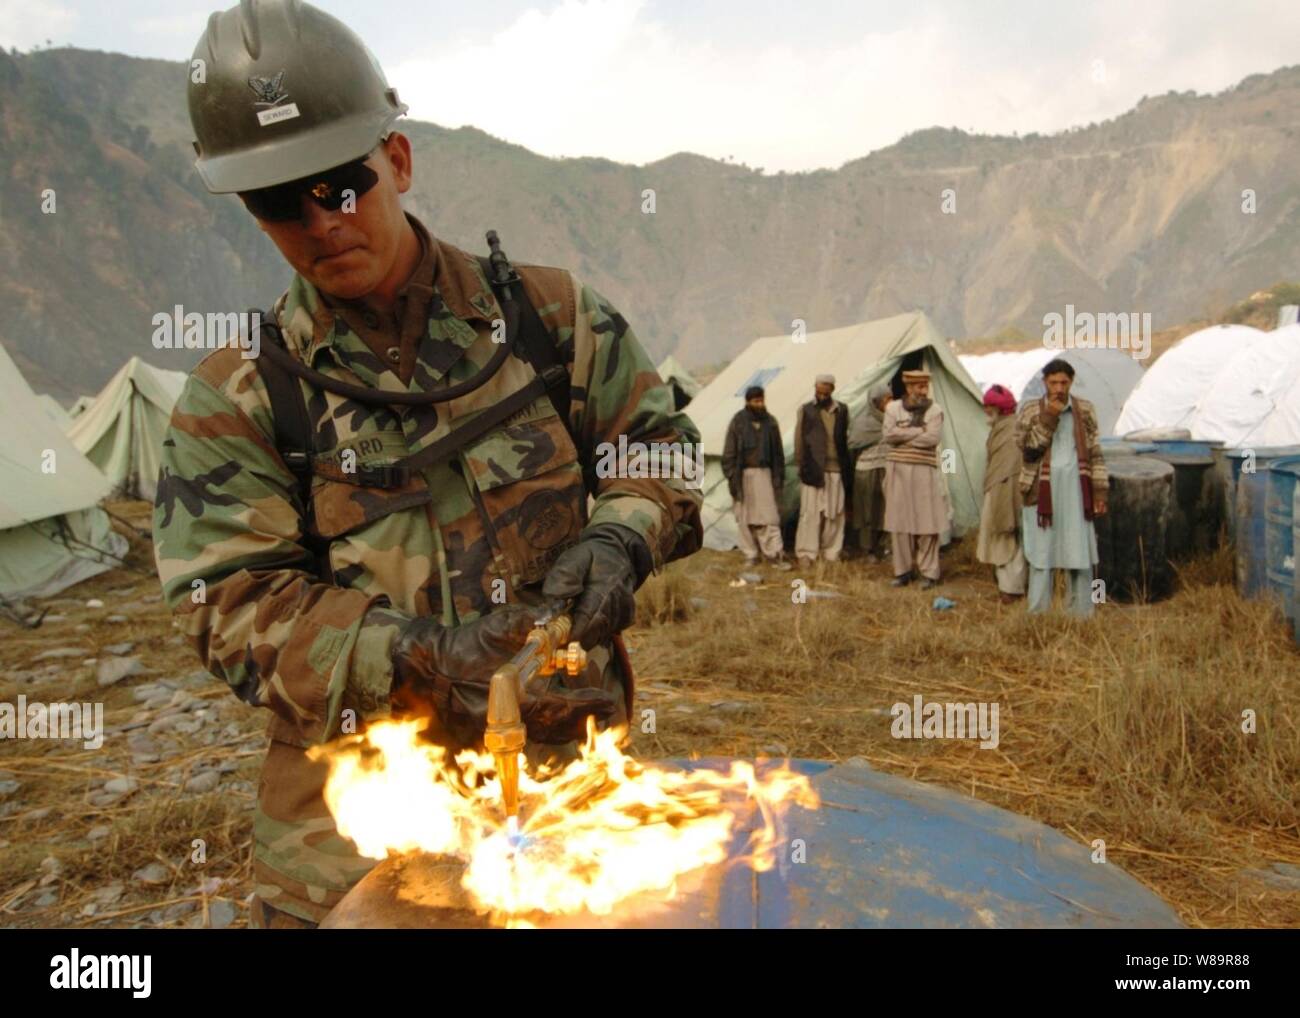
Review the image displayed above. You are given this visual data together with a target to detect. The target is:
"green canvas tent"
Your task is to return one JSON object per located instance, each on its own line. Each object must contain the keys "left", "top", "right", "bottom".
{"left": 66, "top": 357, "right": 188, "bottom": 502}
{"left": 690, "top": 311, "right": 987, "bottom": 550}
{"left": 657, "top": 355, "right": 701, "bottom": 411}
{"left": 34, "top": 393, "right": 73, "bottom": 430}
{"left": 0, "top": 343, "right": 127, "bottom": 599}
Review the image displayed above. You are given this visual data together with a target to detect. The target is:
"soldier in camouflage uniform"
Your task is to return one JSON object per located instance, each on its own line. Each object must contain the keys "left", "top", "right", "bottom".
{"left": 154, "top": 0, "right": 701, "bottom": 928}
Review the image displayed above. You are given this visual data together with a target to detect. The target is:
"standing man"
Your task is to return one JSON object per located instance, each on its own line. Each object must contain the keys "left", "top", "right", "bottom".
{"left": 154, "top": 0, "right": 701, "bottom": 928}
{"left": 794, "top": 374, "right": 852, "bottom": 567}
{"left": 721, "top": 385, "right": 790, "bottom": 569}
{"left": 1016, "top": 359, "right": 1108, "bottom": 615}
{"left": 848, "top": 383, "right": 892, "bottom": 562}
{"left": 976, "top": 384, "right": 1026, "bottom": 602}
{"left": 883, "top": 369, "right": 945, "bottom": 588}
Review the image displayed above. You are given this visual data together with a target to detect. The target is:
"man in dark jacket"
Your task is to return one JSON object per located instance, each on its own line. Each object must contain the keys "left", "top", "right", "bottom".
{"left": 793, "top": 374, "right": 852, "bottom": 566}
{"left": 721, "top": 386, "right": 790, "bottom": 568}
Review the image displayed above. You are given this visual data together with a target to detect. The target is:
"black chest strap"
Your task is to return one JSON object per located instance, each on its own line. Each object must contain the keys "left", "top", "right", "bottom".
{"left": 252, "top": 252, "right": 574, "bottom": 519}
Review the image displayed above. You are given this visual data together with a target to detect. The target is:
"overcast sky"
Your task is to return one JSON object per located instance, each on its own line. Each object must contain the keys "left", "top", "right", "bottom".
{"left": 6, "top": 0, "right": 1298, "bottom": 171}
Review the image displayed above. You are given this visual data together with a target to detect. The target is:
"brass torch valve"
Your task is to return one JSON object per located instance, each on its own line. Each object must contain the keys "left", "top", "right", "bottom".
{"left": 483, "top": 611, "right": 586, "bottom": 826}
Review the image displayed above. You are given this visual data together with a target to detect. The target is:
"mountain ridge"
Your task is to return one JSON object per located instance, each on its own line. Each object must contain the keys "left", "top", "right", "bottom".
{"left": 2, "top": 47, "right": 1298, "bottom": 397}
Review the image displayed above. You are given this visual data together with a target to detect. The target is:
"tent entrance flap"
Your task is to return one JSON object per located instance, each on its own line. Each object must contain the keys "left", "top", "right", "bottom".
{"left": 691, "top": 311, "right": 987, "bottom": 551}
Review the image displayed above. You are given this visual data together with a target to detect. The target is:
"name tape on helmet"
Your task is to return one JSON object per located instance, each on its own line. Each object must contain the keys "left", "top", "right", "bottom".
{"left": 257, "top": 103, "right": 301, "bottom": 127}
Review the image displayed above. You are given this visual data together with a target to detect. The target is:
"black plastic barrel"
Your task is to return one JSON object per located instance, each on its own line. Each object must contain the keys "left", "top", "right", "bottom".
{"left": 1095, "top": 457, "right": 1174, "bottom": 602}
{"left": 1144, "top": 452, "right": 1220, "bottom": 560}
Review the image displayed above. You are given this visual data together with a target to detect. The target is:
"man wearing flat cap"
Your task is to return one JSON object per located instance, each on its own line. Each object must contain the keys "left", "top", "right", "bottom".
{"left": 883, "top": 369, "right": 946, "bottom": 588}
{"left": 794, "top": 374, "right": 851, "bottom": 567}
{"left": 721, "top": 385, "right": 791, "bottom": 569}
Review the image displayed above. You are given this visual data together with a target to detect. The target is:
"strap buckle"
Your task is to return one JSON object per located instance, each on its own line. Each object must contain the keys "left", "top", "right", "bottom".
{"left": 281, "top": 449, "right": 311, "bottom": 474}
{"left": 356, "top": 462, "right": 411, "bottom": 488}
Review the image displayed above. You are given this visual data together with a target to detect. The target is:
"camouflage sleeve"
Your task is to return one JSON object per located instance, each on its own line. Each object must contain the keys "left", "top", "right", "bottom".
{"left": 152, "top": 353, "right": 401, "bottom": 747}
{"left": 565, "top": 278, "right": 703, "bottom": 569}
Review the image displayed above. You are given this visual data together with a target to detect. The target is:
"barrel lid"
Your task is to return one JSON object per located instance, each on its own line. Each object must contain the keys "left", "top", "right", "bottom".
{"left": 1151, "top": 453, "right": 1214, "bottom": 467}
{"left": 1267, "top": 455, "right": 1300, "bottom": 477}
{"left": 1226, "top": 444, "right": 1300, "bottom": 460}
{"left": 1107, "top": 457, "right": 1174, "bottom": 478}
{"left": 1122, "top": 428, "right": 1191, "bottom": 441}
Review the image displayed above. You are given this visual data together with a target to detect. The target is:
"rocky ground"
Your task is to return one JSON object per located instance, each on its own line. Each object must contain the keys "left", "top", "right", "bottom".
{"left": 1, "top": 500, "right": 1298, "bottom": 928}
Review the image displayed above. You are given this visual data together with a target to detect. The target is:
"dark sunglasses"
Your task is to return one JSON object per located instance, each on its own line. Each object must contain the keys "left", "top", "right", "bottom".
{"left": 239, "top": 156, "right": 380, "bottom": 223}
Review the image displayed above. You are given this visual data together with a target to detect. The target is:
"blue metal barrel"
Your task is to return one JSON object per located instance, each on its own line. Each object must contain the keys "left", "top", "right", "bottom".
{"left": 321, "top": 759, "right": 1183, "bottom": 929}
{"left": 1266, "top": 457, "right": 1300, "bottom": 621}
{"left": 1234, "top": 446, "right": 1300, "bottom": 597}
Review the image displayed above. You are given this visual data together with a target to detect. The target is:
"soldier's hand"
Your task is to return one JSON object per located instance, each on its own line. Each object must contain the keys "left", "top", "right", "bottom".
{"left": 542, "top": 524, "right": 653, "bottom": 649}
{"left": 391, "top": 608, "right": 535, "bottom": 693}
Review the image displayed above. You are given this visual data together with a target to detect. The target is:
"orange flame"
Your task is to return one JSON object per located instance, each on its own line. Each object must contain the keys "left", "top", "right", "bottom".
{"left": 309, "top": 719, "right": 817, "bottom": 919}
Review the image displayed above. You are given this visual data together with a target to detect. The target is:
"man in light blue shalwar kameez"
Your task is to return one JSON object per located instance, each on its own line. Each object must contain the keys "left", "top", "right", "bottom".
{"left": 1015, "top": 359, "right": 1109, "bottom": 617}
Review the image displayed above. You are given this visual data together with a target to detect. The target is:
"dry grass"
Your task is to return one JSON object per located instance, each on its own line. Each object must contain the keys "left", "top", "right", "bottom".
{"left": 3, "top": 500, "right": 1297, "bottom": 928}
{"left": 626, "top": 542, "right": 1300, "bottom": 928}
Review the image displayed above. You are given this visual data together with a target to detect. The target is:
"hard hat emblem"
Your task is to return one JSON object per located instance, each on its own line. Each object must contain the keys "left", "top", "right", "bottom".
{"left": 248, "top": 71, "right": 290, "bottom": 108}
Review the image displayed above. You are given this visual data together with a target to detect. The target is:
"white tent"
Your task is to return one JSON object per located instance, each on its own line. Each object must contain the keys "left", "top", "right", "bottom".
{"left": 66, "top": 357, "right": 188, "bottom": 502}
{"left": 1113, "top": 324, "right": 1266, "bottom": 437}
{"left": 0, "top": 343, "right": 127, "bottom": 599}
{"left": 959, "top": 349, "right": 1054, "bottom": 401}
{"left": 960, "top": 347, "right": 1145, "bottom": 436}
{"left": 693, "top": 311, "right": 986, "bottom": 550}
{"left": 1186, "top": 324, "right": 1300, "bottom": 446}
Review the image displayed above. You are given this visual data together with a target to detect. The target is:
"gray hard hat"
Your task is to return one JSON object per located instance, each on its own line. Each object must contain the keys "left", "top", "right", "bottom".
{"left": 188, "top": 0, "right": 408, "bottom": 193}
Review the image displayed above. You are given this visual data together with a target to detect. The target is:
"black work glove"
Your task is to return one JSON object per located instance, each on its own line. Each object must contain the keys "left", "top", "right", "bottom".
{"left": 391, "top": 607, "right": 537, "bottom": 689}
{"left": 389, "top": 607, "right": 619, "bottom": 746}
{"left": 542, "top": 524, "right": 654, "bottom": 650}
{"left": 520, "top": 678, "right": 619, "bottom": 745}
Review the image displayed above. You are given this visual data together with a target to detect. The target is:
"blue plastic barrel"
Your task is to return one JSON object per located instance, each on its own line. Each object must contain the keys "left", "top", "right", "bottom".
{"left": 1266, "top": 457, "right": 1300, "bottom": 621}
{"left": 1234, "top": 446, "right": 1300, "bottom": 597}
{"left": 1294, "top": 482, "right": 1300, "bottom": 645}
{"left": 1151, "top": 439, "right": 1223, "bottom": 458}
{"left": 321, "top": 759, "right": 1183, "bottom": 929}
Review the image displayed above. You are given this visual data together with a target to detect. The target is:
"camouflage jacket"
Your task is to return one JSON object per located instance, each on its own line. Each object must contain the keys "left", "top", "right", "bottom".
{"left": 153, "top": 225, "right": 702, "bottom": 749}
